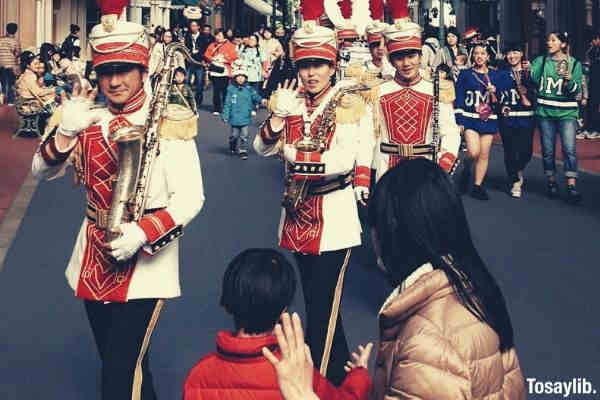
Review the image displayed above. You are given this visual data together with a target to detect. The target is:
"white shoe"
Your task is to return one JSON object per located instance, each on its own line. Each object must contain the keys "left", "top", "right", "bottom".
{"left": 251, "top": 110, "right": 257, "bottom": 116}
{"left": 587, "top": 131, "right": 600, "bottom": 139}
{"left": 576, "top": 131, "right": 587, "bottom": 140}
{"left": 212, "top": 111, "right": 220, "bottom": 116}
{"left": 510, "top": 181, "right": 522, "bottom": 198}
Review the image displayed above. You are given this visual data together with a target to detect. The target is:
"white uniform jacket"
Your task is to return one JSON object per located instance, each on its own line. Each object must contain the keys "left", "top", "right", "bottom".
{"left": 254, "top": 83, "right": 374, "bottom": 255}
{"left": 31, "top": 96, "right": 205, "bottom": 302}
{"left": 372, "top": 77, "right": 461, "bottom": 182}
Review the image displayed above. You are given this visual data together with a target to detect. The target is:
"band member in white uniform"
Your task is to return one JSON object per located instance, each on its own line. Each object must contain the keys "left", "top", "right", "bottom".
{"left": 253, "top": 0, "right": 374, "bottom": 385}
{"left": 31, "top": 1, "right": 204, "bottom": 398}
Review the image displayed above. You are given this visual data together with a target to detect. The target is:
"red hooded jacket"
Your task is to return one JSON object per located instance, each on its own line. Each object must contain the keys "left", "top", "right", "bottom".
{"left": 183, "top": 330, "right": 371, "bottom": 400}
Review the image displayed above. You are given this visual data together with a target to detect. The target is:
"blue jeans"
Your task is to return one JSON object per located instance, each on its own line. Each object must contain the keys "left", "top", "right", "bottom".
{"left": 230, "top": 125, "right": 249, "bottom": 153}
{"left": 186, "top": 65, "right": 205, "bottom": 108}
{"left": 538, "top": 118, "right": 578, "bottom": 178}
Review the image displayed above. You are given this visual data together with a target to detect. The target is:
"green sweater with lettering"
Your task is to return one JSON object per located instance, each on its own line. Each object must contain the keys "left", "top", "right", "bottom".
{"left": 530, "top": 55, "right": 582, "bottom": 120}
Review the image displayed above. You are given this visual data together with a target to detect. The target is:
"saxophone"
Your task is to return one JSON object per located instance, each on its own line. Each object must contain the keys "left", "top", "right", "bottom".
{"left": 105, "top": 43, "right": 203, "bottom": 243}
{"left": 282, "top": 83, "right": 367, "bottom": 216}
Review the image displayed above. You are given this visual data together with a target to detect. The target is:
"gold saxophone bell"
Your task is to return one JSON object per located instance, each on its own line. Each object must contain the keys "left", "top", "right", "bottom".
{"left": 295, "top": 136, "right": 321, "bottom": 152}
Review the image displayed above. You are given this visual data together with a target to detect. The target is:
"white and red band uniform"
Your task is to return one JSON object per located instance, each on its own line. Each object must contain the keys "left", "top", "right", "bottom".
{"left": 365, "top": 0, "right": 396, "bottom": 79}
{"left": 31, "top": 0, "right": 204, "bottom": 303}
{"left": 372, "top": 0, "right": 460, "bottom": 182}
{"left": 254, "top": 1, "right": 374, "bottom": 255}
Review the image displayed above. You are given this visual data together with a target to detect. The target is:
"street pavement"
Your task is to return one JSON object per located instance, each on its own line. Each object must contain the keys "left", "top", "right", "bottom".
{"left": 0, "top": 101, "right": 600, "bottom": 399}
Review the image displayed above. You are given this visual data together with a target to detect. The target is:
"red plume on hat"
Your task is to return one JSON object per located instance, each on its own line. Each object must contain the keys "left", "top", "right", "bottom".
{"left": 300, "top": 0, "right": 324, "bottom": 31}
{"left": 369, "top": 0, "right": 384, "bottom": 21}
{"left": 389, "top": 0, "right": 409, "bottom": 25}
{"left": 96, "top": 0, "right": 128, "bottom": 16}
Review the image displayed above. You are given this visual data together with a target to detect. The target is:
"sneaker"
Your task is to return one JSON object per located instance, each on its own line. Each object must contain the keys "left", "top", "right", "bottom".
{"left": 586, "top": 131, "right": 600, "bottom": 139}
{"left": 566, "top": 185, "right": 582, "bottom": 204}
{"left": 517, "top": 171, "right": 524, "bottom": 186}
{"left": 251, "top": 110, "right": 257, "bottom": 116}
{"left": 576, "top": 131, "right": 587, "bottom": 140}
{"left": 510, "top": 181, "right": 522, "bottom": 198}
{"left": 229, "top": 139, "right": 237, "bottom": 155}
{"left": 239, "top": 151, "right": 248, "bottom": 160}
{"left": 470, "top": 185, "right": 489, "bottom": 201}
{"left": 212, "top": 111, "right": 220, "bottom": 116}
{"left": 547, "top": 181, "right": 559, "bottom": 199}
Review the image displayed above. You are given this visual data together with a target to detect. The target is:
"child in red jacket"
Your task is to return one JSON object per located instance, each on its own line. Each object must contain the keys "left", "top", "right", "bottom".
{"left": 183, "top": 248, "right": 372, "bottom": 400}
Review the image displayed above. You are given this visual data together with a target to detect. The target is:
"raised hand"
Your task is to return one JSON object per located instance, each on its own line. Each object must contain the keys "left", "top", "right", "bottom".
{"left": 57, "top": 81, "right": 100, "bottom": 137}
{"left": 262, "top": 312, "right": 318, "bottom": 400}
{"left": 271, "top": 79, "right": 302, "bottom": 118}
{"left": 344, "top": 342, "right": 373, "bottom": 372}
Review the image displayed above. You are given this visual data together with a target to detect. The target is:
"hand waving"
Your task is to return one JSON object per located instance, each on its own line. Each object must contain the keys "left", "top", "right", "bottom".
{"left": 271, "top": 79, "right": 302, "bottom": 118}
{"left": 263, "top": 312, "right": 319, "bottom": 400}
{"left": 58, "top": 82, "right": 100, "bottom": 137}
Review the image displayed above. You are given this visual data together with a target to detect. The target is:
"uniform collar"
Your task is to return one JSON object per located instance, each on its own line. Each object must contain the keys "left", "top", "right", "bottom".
{"left": 305, "top": 82, "right": 332, "bottom": 113}
{"left": 108, "top": 88, "right": 147, "bottom": 115}
{"left": 394, "top": 72, "right": 423, "bottom": 87}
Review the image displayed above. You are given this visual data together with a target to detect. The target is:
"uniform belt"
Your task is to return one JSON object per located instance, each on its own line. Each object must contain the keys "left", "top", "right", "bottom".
{"left": 309, "top": 172, "right": 353, "bottom": 196}
{"left": 87, "top": 203, "right": 164, "bottom": 229}
{"left": 380, "top": 142, "right": 434, "bottom": 157}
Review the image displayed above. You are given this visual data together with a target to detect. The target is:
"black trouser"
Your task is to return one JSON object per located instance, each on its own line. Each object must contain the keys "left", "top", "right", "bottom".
{"left": 84, "top": 299, "right": 164, "bottom": 400}
{"left": 294, "top": 249, "right": 351, "bottom": 386}
{"left": 499, "top": 123, "right": 534, "bottom": 183}
{"left": 210, "top": 76, "right": 229, "bottom": 113}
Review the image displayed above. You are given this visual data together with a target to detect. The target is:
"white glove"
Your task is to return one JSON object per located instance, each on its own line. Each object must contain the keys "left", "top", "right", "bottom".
{"left": 108, "top": 222, "right": 148, "bottom": 262}
{"left": 354, "top": 186, "right": 369, "bottom": 206}
{"left": 272, "top": 87, "right": 303, "bottom": 118}
{"left": 58, "top": 87, "right": 100, "bottom": 137}
{"left": 282, "top": 144, "right": 298, "bottom": 164}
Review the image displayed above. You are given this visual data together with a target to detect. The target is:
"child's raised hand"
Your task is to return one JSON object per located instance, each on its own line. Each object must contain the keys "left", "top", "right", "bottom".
{"left": 344, "top": 343, "right": 373, "bottom": 372}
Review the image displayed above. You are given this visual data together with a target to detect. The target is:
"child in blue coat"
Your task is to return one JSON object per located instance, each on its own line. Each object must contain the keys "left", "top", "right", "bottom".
{"left": 222, "top": 63, "right": 265, "bottom": 159}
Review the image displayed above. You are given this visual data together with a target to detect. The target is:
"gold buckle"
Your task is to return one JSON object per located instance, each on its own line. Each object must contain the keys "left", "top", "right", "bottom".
{"left": 396, "top": 143, "right": 414, "bottom": 158}
{"left": 97, "top": 209, "right": 110, "bottom": 229}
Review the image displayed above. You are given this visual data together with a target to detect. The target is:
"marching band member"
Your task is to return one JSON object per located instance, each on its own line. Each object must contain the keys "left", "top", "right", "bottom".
{"left": 31, "top": 1, "right": 205, "bottom": 398}
{"left": 365, "top": 0, "right": 395, "bottom": 80}
{"left": 371, "top": 0, "right": 461, "bottom": 183}
{"left": 253, "top": 0, "right": 374, "bottom": 385}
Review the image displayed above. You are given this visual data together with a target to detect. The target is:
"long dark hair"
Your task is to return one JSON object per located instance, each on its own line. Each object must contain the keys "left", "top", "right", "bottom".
{"left": 547, "top": 31, "right": 570, "bottom": 55}
{"left": 243, "top": 34, "right": 262, "bottom": 59}
{"left": 368, "top": 159, "right": 515, "bottom": 352}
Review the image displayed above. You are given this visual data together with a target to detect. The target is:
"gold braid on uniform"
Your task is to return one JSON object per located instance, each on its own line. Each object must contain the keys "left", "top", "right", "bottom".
{"left": 422, "top": 69, "right": 456, "bottom": 103}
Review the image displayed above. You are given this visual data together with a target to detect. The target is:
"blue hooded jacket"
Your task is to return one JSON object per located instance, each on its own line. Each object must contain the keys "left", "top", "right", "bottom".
{"left": 222, "top": 82, "right": 263, "bottom": 127}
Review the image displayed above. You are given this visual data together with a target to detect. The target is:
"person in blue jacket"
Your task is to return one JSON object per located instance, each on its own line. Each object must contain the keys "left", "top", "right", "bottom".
{"left": 455, "top": 43, "right": 505, "bottom": 200}
{"left": 497, "top": 42, "right": 536, "bottom": 198}
{"left": 222, "top": 62, "right": 266, "bottom": 159}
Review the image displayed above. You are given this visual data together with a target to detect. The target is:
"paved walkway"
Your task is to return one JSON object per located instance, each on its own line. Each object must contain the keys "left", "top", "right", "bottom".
{"left": 0, "top": 103, "right": 599, "bottom": 399}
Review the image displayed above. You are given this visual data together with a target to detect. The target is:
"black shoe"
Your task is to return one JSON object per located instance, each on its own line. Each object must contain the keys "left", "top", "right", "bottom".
{"left": 470, "top": 185, "right": 489, "bottom": 201}
{"left": 239, "top": 151, "right": 248, "bottom": 160}
{"left": 547, "top": 181, "right": 559, "bottom": 199}
{"left": 229, "top": 138, "right": 237, "bottom": 155}
{"left": 566, "top": 185, "right": 582, "bottom": 204}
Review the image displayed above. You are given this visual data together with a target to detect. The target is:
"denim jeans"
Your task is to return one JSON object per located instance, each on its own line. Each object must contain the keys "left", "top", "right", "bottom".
{"left": 230, "top": 125, "right": 249, "bottom": 153}
{"left": 538, "top": 118, "right": 578, "bottom": 178}
{"left": 186, "top": 65, "right": 205, "bottom": 108}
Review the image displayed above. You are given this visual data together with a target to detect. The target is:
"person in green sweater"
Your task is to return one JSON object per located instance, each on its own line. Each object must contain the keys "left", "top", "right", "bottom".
{"left": 530, "top": 32, "right": 583, "bottom": 203}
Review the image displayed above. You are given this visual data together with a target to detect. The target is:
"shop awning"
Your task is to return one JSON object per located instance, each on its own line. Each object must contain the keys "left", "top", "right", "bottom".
{"left": 243, "top": 0, "right": 282, "bottom": 16}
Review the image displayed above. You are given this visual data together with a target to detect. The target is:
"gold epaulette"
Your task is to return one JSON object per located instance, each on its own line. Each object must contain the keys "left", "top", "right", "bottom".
{"left": 336, "top": 93, "right": 366, "bottom": 124}
{"left": 159, "top": 104, "right": 198, "bottom": 141}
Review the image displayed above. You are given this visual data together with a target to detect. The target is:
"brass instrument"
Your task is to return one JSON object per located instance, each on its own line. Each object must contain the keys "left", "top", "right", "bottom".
{"left": 282, "top": 83, "right": 367, "bottom": 216}
{"left": 105, "top": 43, "right": 203, "bottom": 244}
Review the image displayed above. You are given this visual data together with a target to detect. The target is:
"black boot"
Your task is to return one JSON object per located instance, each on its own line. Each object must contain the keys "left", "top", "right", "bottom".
{"left": 547, "top": 181, "right": 559, "bottom": 199}
{"left": 229, "top": 137, "right": 237, "bottom": 155}
{"left": 566, "top": 185, "right": 582, "bottom": 204}
{"left": 470, "top": 185, "right": 489, "bottom": 201}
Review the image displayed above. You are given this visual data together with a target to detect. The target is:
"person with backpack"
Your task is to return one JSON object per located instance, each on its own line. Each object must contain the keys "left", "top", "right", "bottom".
{"left": 530, "top": 32, "right": 583, "bottom": 204}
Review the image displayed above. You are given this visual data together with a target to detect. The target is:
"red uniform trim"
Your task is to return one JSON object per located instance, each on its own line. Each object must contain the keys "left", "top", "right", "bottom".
{"left": 40, "top": 135, "right": 73, "bottom": 166}
{"left": 386, "top": 37, "right": 422, "bottom": 54}
{"left": 138, "top": 209, "right": 177, "bottom": 244}
{"left": 280, "top": 195, "right": 324, "bottom": 255}
{"left": 439, "top": 152, "right": 456, "bottom": 173}
{"left": 337, "top": 29, "right": 359, "bottom": 40}
{"left": 367, "top": 33, "right": 383, "bottom": 44}
{"left": 294, "top": 45, "right": 337, "bottom": 64}
{"left": 354, "top": 165, "right": 371, "bottom": 188}
{"left": 92, "top": 42, "right": 149, "bottom": 68}
{"left": 259, "top": 120, "right": 282, "bottom": 145}
{"left": 108, "top": 88, "right": 146, "bottom": 116}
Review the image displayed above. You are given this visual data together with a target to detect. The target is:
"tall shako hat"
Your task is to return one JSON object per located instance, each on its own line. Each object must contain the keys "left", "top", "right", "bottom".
{"left": 89, "top": 0, "right": 150, "bottom": 69}
{"left": 383, "top": 0, "right": 423, "bottom": 55}
{"left": 324, "top": 0, "right": 371, "bottom": 41}
{"left": 366, "top": 0, "right": 385, "bottom": 45}
{"left": 292, "top": 0, "right": 337, "bottom": 64}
